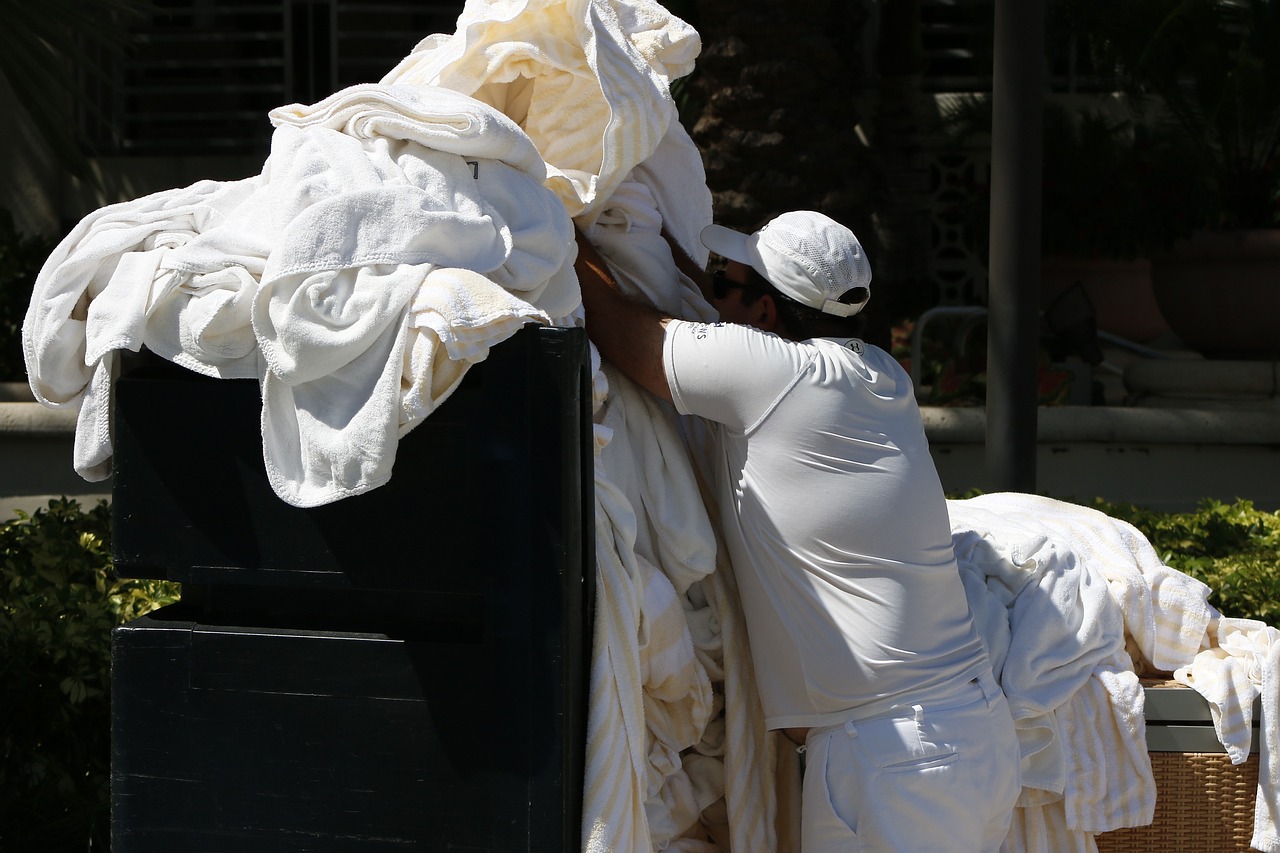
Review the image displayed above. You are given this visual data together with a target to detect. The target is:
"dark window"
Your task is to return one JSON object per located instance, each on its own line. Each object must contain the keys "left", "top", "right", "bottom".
{"left": 88, "top": 0, "right": 463, "bottom": 156}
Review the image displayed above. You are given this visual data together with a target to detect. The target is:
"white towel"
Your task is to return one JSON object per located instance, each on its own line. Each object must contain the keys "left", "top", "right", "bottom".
{"left": 636, "top": 549, "right": 713, "bottom": 848}
{"left": 695, "top": 542, "right": 779, "bottom": 852}
{"left": 1176, "top": 617, "right": 1271, "bottom": 763}
{"left": 24, "top": 85, "right": 573, "bottom": 507}
{"left": 950, "top": 496, "right": 1128, "bottom": 798}
{"left": 149, "top": 266, "right": 262, "bottom": 376}
{"left": 948, "top": 493, "right": 1166, "bottom": 851}
{"left": 24, "top": 179, "right": 255, "bottom": 410}
{"left": 268, "top": 83, "right": 549, "bottom": 181}
{"left": 586, "top": 462, "right": 654, "bottom": 853}
{"left": 581, "top": 138, "right": 782, "bottom": 847}
{"left": 1006, "top": 802, "right": 1098, "bottom": 853}
{"left": 23, "top": 179, "right": 260, "bottom": 482}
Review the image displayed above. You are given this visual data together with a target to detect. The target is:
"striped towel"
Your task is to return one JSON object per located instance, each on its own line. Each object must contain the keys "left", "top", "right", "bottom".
{"left": 1060, "top": 652, "right": 1154, "bottom": 831}
{"left": 1175, "top": 617, "right": 1280, "bottom": 851}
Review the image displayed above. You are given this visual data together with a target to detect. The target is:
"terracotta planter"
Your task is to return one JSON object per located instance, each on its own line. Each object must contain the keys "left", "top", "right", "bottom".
{"left": 1041, "top": 256, "right": 1170, "bottom": 344}
{"left": 1150, "top": 229, "right": 1280, "bottom": 358}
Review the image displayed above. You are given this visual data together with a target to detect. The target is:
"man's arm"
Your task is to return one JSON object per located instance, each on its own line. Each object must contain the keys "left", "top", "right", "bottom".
{"left": 573, "top": 229, "right": 674, "bottom": 403}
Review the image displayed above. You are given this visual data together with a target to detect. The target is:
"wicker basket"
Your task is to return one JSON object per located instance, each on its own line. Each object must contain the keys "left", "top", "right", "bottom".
{"left": 1094, "top": 681, "right": 1260, "bottom": 852}
{"left": 1094, "top": 751, "right": 1259, "bottom": 852}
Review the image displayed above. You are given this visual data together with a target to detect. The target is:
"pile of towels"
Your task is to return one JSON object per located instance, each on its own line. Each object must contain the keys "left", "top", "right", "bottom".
{"left": 949, "top": 493, "right": 1280, "bottom": 853}
{"left": 22, "top": 1, "right": 1280, "bottom": 850}
{"left": 25, "top": 1, "right": 779, "bottom": 849}
{"left": 23, "top": 82, "right": 575, "bottom": 507}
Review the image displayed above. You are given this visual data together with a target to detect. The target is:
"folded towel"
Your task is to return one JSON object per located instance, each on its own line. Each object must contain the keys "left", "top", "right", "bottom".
{"left": 269, "top": 82, "right": 549, "bottom": 180}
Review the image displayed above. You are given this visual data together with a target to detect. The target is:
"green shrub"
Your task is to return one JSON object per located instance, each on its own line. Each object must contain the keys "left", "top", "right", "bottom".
{"left": 1090, "top": 497, "right": 1280, "bottom": 626}
{"left": 0, "top": 498, "right": 179, "bottom": 852}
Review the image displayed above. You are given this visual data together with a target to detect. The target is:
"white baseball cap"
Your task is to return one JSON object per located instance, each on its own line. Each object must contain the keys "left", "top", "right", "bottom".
{"left": 700, "top": 211, "right": 872, "bottom": 317}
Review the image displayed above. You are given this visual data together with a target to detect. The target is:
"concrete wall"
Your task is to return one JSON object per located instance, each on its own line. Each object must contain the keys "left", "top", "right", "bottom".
{"left": 0, "top": 395, "right": 110, "bottom": 520}
{"left": 5, "top": 396, "right": 1277, "bottom": 521}
{"left": 925, "top": 406, "right": 1280, "bottom": 512}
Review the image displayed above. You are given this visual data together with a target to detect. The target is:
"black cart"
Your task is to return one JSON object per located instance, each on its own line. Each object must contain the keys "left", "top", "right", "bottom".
{"left": 110, "top": 325, "right": 593, "bottom": 852}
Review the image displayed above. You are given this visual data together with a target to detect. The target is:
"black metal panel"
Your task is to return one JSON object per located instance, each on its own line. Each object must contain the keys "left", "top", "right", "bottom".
{"left": 110, "top": 324, "right": 593, "bottom": 852}
{"left": 112, "top": 613, "right": 579, "bottom": 851}
{"left": 111, "top": 325, "right": 589, "bottom": 593}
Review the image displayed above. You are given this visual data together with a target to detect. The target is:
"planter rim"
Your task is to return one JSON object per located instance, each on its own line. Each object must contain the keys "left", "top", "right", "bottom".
{"left": 0, "top": 381, "right": 34, "bottom": 403}
{"left": 921, "top": 405, "right": 1280, "bottom": 445}
{"left": 0, "top": 402, "right": 78, "bottom": 437}
{"left": 1153, "top": 228, "right": 1280, "bottom": 261}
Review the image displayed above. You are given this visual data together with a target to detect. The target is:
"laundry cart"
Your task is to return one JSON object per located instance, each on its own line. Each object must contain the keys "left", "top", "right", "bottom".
{"left": 109, "top": 325, "right": 593, "bottom": 852}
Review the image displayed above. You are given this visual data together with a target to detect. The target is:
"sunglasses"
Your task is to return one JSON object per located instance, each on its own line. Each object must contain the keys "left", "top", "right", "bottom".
{"left": 711, "top": 268, "right": 773, "bottom": 300}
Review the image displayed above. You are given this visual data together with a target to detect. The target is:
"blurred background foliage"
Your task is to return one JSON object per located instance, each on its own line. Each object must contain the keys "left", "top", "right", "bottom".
{"left": 1, "top": 498, "right": 178, "bottom": 852}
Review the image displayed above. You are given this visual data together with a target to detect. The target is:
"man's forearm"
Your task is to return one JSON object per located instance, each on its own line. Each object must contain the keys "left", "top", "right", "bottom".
{"left": 573, "top": 230, "right": 673, "bottom": 403}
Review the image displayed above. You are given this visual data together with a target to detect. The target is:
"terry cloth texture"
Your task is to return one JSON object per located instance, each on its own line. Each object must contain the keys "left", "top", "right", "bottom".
{"left": 948, "top": 493, "right": 1280, "bottom": 853}
{"left": 1175, "top": 616, "right": 1280, "bottom": 851}
{"left": 23, "top": 84, "right": 573, "bottom": 506}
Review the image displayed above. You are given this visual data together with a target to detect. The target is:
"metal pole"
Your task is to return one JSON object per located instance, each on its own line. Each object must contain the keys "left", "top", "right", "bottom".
{"left": 985, "top": 0, "right": 1044, "bottom": 493}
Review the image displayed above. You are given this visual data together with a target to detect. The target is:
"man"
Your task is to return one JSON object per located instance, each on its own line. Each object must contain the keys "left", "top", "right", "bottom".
{"left": 574, "top": 211, "right": 1020, "bottom": 852}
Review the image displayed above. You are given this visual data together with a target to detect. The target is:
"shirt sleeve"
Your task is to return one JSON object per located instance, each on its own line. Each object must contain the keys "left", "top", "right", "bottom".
{"left": 662, "top": 319, "right": 812, "bottom": 431}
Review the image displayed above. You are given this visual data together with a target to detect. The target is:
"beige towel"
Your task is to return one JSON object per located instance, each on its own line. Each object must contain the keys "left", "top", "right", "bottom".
{"left": 1175, "top": 617, "right": 1280, "bottom": 851}
{"left": 381, "top": 0, "right": 699, "bottom": 216}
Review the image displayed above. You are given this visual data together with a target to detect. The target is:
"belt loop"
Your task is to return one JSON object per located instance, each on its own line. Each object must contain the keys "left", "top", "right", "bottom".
{"left": 912, "top": 704, "right": 924, "bottom": 723}
{"left": 978, "top": 670, "right": 1002, "bottom": 702}
{"left": 844, "top": 719, "right": 858, "bottom": 739}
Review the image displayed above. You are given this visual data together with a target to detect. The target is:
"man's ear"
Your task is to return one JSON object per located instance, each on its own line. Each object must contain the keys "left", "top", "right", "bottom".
{"left": 751, "top": 295, "right": 783, "bottom": 334}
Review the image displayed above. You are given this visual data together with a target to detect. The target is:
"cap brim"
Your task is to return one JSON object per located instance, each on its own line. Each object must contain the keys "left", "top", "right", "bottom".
{"left": 700, "top": 224, "right": 753, "bottom": 266}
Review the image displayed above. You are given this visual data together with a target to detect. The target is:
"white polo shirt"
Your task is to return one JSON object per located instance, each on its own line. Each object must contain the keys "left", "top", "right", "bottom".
{"left": 663, "top": 319, "right": 988, "bottom": 729}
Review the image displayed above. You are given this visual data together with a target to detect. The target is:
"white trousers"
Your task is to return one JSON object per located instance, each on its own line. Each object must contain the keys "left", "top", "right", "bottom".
{"left": 799, "top": 671, "right": 1020, "bottom": 852}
